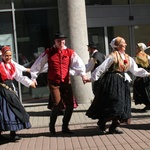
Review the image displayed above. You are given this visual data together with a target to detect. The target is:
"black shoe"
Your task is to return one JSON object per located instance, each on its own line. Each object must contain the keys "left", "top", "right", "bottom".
{"left": 10, "top": 132, "right": 21, "bottom": 141}
{"left": 99, "top": 130, "right": 106, "bottom": 135}
{"left": 49, "top": 126, "right": 56, "bottom": 134}
{"left": 0, "top": 135, "right": 8, "bottom": 141}
{"left": 62, "top": 127, "right": 74, "bottom": 134}
{"left": 109, "top": 129, "right": 123, "bottom": 134}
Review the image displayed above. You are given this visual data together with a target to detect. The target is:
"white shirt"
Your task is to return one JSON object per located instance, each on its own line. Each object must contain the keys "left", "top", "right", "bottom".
{"left": 30, "top": 46, "right": 86, "bottom": 80}
{"left": 10, "top": 60, "right": 33, "bottom": 87}
{"left": 91, "top": 55, "right": 150, "bottom": 82}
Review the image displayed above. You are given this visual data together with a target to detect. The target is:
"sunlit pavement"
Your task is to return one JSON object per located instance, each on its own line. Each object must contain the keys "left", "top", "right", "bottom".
{"left": 0, "top": 100, "right": 150, "bottom": 150}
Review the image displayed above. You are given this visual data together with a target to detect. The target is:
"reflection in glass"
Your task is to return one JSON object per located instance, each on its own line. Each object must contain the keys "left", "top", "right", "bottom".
{"left": 14, "top": 0, "right": 57, "bottom": 8}
{"left": 15, "top": 9, "right": 59, "bottom": 101}
{"left": 0, "top": 0, "right": 11, "bottom": 9}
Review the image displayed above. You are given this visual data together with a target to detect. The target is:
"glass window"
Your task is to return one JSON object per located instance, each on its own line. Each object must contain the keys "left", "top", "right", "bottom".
{"left": 131, "top": 0, "right": 150, "bottom": 4}
{"left": 0, "top": 12, "right": 15, "bottom": 57}
{"left": 86, "top": 0, "right": 112, "bottom": 5}
{"left": 15, "top": 9, "right": 59, "bottom": 101}
{"left": 88, "top": 27, "right": 105, "bottom": 54}
{"left": 134, "top": 25, "right": 150, "bottom": 55}
{"left": 14, "top": 0, "right": 57, "bottom": 8}
{"left": 0, "top": 0, "right": 11, "bottom": 9}
{"left": 107, "top": 26, "right": 130, "bottom": 54}
{"left": 86, "top": 0, "right": 150, "bottom": 5}
{"left": 88, "top": 26, "right": 130, "bottom": 55}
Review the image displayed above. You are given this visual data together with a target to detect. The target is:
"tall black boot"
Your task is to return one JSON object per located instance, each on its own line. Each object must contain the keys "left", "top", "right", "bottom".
{"left": 109, "top": 119, "right": 123, "bottom": 134}
{"left": 97, "top": 119, "right": 106, "bottom": 135}
{"left": 62, "top": 106, "right": 73, "bottom": 134}
{"left": 49, "top": 107, "right": 60, "bottom": 134}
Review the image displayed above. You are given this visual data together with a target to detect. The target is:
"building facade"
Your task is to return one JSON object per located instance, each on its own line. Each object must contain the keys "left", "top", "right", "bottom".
{"left": 0, "top": 0, "right": 150, "bottom": 102}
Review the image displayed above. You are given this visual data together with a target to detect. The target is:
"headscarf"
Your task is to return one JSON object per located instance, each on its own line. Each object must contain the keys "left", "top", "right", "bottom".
{"left": 110, "top": 36, "right": 123, "bottom": 50}
{"left": 137, "top": 43, "right": 150, "bottom": 51}
{"left": 1, "top": 46, "right": 11, "bottom": 55}
{"left": 0, "top": 45, "right": 16, "bottom": 81}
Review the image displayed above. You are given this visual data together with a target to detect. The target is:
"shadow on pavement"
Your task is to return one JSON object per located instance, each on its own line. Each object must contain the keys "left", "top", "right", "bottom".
{"left": 120, "top": 123, "right": 150, "bottom": 130}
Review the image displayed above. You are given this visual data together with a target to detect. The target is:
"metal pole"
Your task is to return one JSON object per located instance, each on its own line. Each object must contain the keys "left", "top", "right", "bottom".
{"left": 11, "top": 0, "right": 22, "bottom": 103}
{"left": 104, "top": 26, "right": 109, "bottom": 56}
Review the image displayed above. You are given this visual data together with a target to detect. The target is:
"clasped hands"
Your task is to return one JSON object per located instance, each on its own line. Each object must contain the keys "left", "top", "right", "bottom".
{"left": 30, "top": 76, "right": 91, "bottom": 88}
{"left": 30, "top": 79, "right": 37, "bottom": 88}
{"left": 81, "top": 75, "right": 91, "bottom": 84}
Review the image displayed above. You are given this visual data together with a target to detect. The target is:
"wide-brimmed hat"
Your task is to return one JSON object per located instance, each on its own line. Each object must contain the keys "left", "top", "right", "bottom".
{"left": 137, "top": 43, "right": 150, "bottom": 51}
{"left": 87, "top": 42, "right": 97, "bottom": 49}
{"left": 54, "top": 32, "right": 67, "bottom": 39}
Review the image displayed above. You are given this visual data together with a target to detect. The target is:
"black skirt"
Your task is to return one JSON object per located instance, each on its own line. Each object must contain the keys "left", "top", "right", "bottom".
{"left": 133, "top": 76, "right": 150, "bottom": 105}
{"left": 86, "top": 72, "right": 131, "bottom": 122}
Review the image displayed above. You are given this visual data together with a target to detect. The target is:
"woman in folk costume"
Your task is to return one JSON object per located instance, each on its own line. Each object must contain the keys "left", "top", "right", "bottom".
{"left": 0, "top": 46, "right": 36, "bottom": 141}
{"left": 133, "top": 43, "right": 150, "bottom": 111}
{"left": 85, "top": 37, "right": 150, "bottom": 135}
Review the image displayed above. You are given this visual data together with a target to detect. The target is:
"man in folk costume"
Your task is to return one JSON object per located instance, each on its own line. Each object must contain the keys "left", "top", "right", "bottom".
{"left": 86, "top": 42, "right": 105, "bottom": 95}
{"left": 30, "top": 32, "right": 88, "bottom": 134}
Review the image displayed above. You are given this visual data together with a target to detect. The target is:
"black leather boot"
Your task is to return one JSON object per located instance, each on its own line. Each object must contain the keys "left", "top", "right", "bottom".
{"left": 62, "top": 106, "right": 74, "bottom": 134}
{"left": 49, "top": 107, "right": 60, "bottom": 134}
{"left": 97, "top": 119, "right": 106, "bottom": 135}
{"left": 109, "top": 119, "right": 123, "bottom": 134}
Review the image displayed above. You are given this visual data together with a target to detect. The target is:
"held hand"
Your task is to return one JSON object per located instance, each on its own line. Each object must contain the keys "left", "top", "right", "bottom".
{"left": 84, "top": 78, "right": 91, "bottom": 83}
{"left": 32, "top": 79, "right": 38, "bottom": 85}
{"left": 26, "top": 68, "right": 30, "bottom": 73}
{"left": 82, "top": 75, "right": 90, "bottom": 84}
{"left": 30, "top": 82, "right": 36, "bottom": 88}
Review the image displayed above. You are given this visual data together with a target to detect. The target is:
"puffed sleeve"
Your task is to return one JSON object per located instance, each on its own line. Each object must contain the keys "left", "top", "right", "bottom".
{"left": 128, "top": 57, "right": 150, "bottom": 77}
{"left": 91, "top": 56, "right": 114, "bottom": 82}
{"left": 30, "top": 52, "right": 48, "bottom": 80}
{"left": 69, "top": 52, "right": 86, "bottom": 76}
{"left": 14, "top": 66, "right": 33, "bottom": 87}
{"left": 11, "top": 60, "right": 27, "bottom": 73}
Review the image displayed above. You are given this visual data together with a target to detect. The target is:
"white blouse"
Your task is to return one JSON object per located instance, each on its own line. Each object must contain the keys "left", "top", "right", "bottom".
{"left": 10, "top": 60, "right": 33, "bottom": 87}
{"left": 91, "top": 55, "right": 150, "bottom": 82}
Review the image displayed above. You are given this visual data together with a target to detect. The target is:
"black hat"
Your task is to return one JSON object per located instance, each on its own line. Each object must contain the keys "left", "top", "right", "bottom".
{"left": 54, "top": 32, "right": 67, "bottom": 39}
{"left": 87, "top": 42, "right": 97, "bottom": 49}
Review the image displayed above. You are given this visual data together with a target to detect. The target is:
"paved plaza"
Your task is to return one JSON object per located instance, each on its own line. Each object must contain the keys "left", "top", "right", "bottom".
{"left": 0, "top": 99, "right": 150, "bottom": 150}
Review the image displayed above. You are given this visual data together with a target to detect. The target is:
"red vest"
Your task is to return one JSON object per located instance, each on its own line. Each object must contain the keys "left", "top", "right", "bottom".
{"left": 46, "top": 47, "right": 74, "bottom": 84}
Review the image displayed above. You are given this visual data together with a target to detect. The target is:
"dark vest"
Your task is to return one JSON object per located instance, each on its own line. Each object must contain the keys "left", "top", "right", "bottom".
{"left": 92, "top": 52, "right": 105, "bottom": 71}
